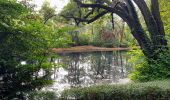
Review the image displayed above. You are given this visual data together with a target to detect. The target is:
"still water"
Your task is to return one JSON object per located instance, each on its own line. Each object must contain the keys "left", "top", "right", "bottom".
{"left": 44, "top": 51, "right": 132, "bottom": 95}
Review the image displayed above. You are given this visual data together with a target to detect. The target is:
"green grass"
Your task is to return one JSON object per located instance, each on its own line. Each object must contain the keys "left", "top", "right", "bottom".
{"left": 61, "top": 80, "right": 170, "bottom": 100}
{"left": 27, "top": 91, "right": 57, "bottom": 100}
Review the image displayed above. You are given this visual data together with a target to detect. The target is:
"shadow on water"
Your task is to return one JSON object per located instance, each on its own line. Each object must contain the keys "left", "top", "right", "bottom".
{"left": 45, "top": 51, "right": 132, "bottom": 94}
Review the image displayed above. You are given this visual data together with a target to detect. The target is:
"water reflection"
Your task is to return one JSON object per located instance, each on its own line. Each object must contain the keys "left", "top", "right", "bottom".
{"left": 47, "top": 51, "right": 132, "bottom": 93}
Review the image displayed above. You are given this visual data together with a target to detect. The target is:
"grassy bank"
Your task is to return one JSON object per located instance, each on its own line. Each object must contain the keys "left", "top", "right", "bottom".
{"left": 61, "top": 80, "right": 170, "bottom": 100}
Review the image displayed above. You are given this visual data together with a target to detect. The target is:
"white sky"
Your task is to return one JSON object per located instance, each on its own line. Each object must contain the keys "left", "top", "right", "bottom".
{"left": 19, "top": 0, "right": 69, "bottom": 12}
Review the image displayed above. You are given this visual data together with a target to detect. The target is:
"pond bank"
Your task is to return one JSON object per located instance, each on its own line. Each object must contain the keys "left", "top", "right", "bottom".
{"left": 52, "top": 46, "right": 139, "bottom": 53}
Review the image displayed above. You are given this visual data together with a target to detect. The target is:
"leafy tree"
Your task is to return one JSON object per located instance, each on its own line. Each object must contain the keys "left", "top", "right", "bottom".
{"left": 39, "top": 1, "right": 56, "bottom": 24}
{"left": 0, "top": 0, "right": 71, "bottom": 99}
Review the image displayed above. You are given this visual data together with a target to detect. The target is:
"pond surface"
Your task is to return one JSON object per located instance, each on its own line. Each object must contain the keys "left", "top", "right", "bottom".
{"left": 44, "top": 51, "right": 132, "bottom": 95}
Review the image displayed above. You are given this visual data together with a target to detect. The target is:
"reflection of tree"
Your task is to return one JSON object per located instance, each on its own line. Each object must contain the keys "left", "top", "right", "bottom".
{"left": 55, "top": 51, "right": 130, "bottom": 87}
{"left": 61, "top": 53, "right": 86, "bottom": 87}
{"left": 89, "top": 51, "right": 118, "bottom": 83}
{"left": 89, "top": 51, "right": 128, "bottom": 83}
{"left": 90, "top": 52, "right": 112, "bottom": 79}
{"left": 112, "top": 51, "right": 126, "bottom": 79}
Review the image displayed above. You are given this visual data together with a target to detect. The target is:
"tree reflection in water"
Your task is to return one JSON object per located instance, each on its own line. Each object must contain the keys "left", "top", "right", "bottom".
{"left": 49, "top": 51, "right": 132, "bottom": 92}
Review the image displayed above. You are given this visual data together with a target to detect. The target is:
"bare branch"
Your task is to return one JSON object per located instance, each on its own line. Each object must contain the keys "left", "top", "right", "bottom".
{"left": 87, "top": 10, "right": 109, "bottom": 23}
{"left": 84, "top": 9, "right": 95, "bottom": 19}
{"left": 61, "top": 10, "right": 108, "bottom": 24}
{"left": 73, "top": 0, "right": 132, "bottom": 24}
{"left": 44, "top": 14, "right": 56, "bottom": 24}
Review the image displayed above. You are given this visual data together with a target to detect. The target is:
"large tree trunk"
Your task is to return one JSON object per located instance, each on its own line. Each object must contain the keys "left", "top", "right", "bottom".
{"left": 71, "top": 0, "right": 168, "bottom": 59}
{"left": 151, "top": 0, "right": 168, "bottom": 49}
{"left": 126, "top": 0, "right": 168, "bottom": 58}
{"left": 123, "top": 0, "right": 154, "bottom": 58}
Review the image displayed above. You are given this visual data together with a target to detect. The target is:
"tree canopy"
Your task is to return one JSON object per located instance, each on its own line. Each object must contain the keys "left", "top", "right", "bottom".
{"left": 62, "top": 0, "right": 168, "bottom": 59}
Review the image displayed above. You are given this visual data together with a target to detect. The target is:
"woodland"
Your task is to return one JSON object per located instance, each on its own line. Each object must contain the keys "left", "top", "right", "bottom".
{"left": 0, "top": 0, "right": 170, "bottom": 99}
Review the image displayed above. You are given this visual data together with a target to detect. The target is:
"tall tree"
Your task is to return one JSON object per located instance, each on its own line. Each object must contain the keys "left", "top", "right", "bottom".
{"left": 62, "top": 0, "right": 168, "bottom": 59}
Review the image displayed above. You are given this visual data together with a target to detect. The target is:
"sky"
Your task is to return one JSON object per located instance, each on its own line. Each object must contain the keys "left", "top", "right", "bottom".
{"left": 19, "top": 0, "right": 69, "bottom": 13}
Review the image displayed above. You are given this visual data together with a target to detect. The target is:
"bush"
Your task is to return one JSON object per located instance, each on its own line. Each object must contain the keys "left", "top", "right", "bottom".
{"left": 91, "top": 39, "right": 118, "bottom": 48}
{"left": 78, "top": 33, "right": 92, "bottom": 45}
{"left": 128, "top": 49, "right": 170, "bottom": 82}
{"left": 61, "top": 80, "right": 170, "bottom": 100}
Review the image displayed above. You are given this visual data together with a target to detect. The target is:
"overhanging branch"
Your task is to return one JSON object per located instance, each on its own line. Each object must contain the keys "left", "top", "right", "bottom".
{"left": 87, "top": 10, "right": 109, "bottom": 24}
{"left": 84, "top": 9, "right": 95, "bottom": 19}
{"left": 61, "top": 10, "right": 108, "bottom": 25}
{"left": 74, "top": 0, "right": 114, "bottom": 11}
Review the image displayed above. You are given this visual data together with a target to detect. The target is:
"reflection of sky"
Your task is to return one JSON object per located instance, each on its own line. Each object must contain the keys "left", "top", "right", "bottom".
{"left": 44, "top": 52, "right": 132, "bottom": 96}
{"left": 46, "top": 68, "right": 69, "bottom": 96}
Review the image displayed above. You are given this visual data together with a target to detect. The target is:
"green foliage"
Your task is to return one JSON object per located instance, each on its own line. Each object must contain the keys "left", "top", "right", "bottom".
{"left": 0, "top": 1, "right": 71, "bottom": 99}
{"left": 160, "top": 0, "right": 170, "bottom": 35}
{"left": 91, "top": 26, "right": 117, "bottom": 47}
{"left": 61, "top": 0, "right": 104, "bottom": 24}
{"left": 61, "top": 80, "right": 170, "bottom": 100}
{"left": 27, "top": 91, "right": 57, "bottom": 100}
{"left": 122, "top": 28, "right": 137, "bottom": 47}
{"left": 78, "top": 33, "right": 92, "bottom": 45}
{"left": 61, "top": 0, "right": 138, "bottom": 48}
{"left": 61, "top": 0, "right": 79, "bottom": 18}
{"left": 39, "top": 1, "right": 56, "bottom": 24}
{"left": 128, "top": 49, "right": 170, "bottom": 82}
{"left": 92, "top": 32, "right": 117, "bottom": 47}
{"left": 126, "top": 0, "right": 170, "bottom": 82}
{"left": 128, "top": 49, "right": 145, "bottom": 67}
{"left": 160, "top": 0, "right": 170, "bottom": 47}
{"left": 0, "top": 0, "right": 27, "bottom": 20}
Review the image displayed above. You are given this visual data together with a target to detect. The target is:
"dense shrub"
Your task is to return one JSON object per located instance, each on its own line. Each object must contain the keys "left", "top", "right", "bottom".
{"left": 128, "top": 49, "right": 170, "bottom": 82}
{"left": 61, "top": 80, "right": 170, "bottom": 100}
{"left": 91, "top": 30, "right": 117, "bottom": 48}
{"left": 78, "top": 33, "right": 92, "bottom": 45}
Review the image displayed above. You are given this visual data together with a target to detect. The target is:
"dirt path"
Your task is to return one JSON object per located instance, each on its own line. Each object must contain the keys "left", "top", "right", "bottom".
{"left": 52, "top": 45, "right": 139, "bottom": 53}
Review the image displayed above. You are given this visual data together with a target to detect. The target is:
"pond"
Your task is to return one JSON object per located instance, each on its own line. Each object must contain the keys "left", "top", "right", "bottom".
{"left": 44, "top": 51, "right": 133, "bottom": 95}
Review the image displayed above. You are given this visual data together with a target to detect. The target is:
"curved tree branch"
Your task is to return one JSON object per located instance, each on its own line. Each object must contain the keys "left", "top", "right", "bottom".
{"left": 61, "top": 10, "right": 109, "bottom": 25}
{"left": 63, "top": 0, "right": 168, "bottom": 57}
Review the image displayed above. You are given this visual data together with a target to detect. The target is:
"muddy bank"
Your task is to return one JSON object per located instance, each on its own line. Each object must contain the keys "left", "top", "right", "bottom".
{"left": 52, "top": 46, "right": 139, "bottom": 53}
